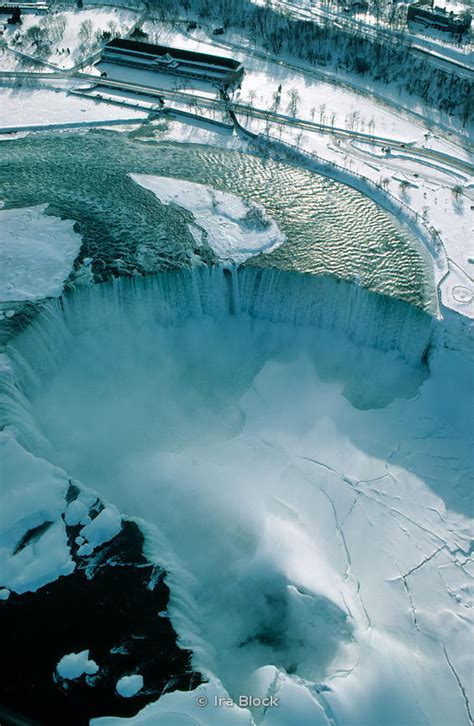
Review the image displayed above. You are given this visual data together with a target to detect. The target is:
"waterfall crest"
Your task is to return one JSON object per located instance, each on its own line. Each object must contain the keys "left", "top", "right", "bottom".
{"left": 1, "top": 266, "right": 434, "bottom": 452}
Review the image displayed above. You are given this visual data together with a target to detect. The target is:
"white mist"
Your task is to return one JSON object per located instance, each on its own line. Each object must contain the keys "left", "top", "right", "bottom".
{"left": 4, "top": 269, "right": 473, "bottom": 726}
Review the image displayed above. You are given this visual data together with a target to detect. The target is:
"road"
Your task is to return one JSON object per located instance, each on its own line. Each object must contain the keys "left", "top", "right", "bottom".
{"left": 181, "top": 29, "right": 472, "bottom": 143}
{"left": 1, "top": 62, "right": 471, "bottom": 174}
{"left": 65, "top": 71, "right": 473, "bottom": 175}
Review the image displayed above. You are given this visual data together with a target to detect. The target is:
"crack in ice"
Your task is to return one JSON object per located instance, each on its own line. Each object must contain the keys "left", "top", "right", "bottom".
{"left": 443, "top": 644, "right": 473, "bottom": 725}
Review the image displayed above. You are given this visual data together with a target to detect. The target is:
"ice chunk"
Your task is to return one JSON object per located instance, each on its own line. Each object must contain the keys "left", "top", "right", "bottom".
{"left": 0, "top": 205, "right": 81, "bottom": 302}
{"left": 64, "top": 500, "right": 89, "bottom": 527}
{"left": 56, "top": 650, "right": 99, "bottom": 680}
{"left": 116, "top": 674, "right": 144, "bottom": 698}
{"left": 77, "top": 506, "right": 122, "bottom": 556}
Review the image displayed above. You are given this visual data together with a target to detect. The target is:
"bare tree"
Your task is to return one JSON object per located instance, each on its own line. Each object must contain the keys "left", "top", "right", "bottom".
{"left": 79, "top": 19, "right": 93, "bottom": 45}
{"left": 399, "top": 180, "right": 410, "bottom": 199}
{"left": 24, "top": 24, "right": 51, "bottom": 57}
{"left": 451, "top": 184, "right": 464, "bottom": 212}
{"left": 271, "top": 89, "right": 281, "bottom": 113}
{"left": 287, "top": 88, "right": 300, "bottom": 117}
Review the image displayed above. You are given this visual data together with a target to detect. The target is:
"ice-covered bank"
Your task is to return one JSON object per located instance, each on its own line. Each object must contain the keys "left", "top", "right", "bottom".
{"left": 1, "top": 268, "right": 472, "bottom": 725}
{"left": 0, "top": 433, "right": 75, "bottom": 594}
{"left": 130, "top": 175, "right": 286, "bottom": 263}
{"left": 0, "top": 204, "right": 81, "bottom": 303}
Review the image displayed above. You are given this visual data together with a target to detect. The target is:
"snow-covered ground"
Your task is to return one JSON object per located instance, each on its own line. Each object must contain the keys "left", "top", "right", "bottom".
{"left": 0, "top": 204, "right": 82, "bottom": 303}
{"left": 144, "top": 19, "right": 472, "bottom": 134}
{"left": 0, "top": 85, "right": 148, "bottom": 131}
{"left": 255, "top": 0, "right": 473, "bottom": 61}
{"left": 54, "top": 8, "right": 137, "bottom": 67}
{"left": 143, "top": 23, "right": 429, "bottom": 141}
{"left": 131, "top": 175, "right": 286, "bottom": 262}
{"left": 2, "top": 6, "right": 139, "bottom": 70}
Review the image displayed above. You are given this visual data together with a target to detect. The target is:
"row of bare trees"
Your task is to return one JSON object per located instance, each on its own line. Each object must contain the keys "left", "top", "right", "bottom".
{"left": 148, "top": 0, "right": 473, "bottom": 125}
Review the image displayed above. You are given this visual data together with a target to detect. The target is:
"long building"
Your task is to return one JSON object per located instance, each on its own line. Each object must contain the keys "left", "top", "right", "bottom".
{"left": 407, "top": 2, "right": 472, "bottom": 35}
{"left": 101, "top": 38, "right": 244, "bottom": 88}
{"left": 0, "top": 2, "right": 48, "bottom": 13}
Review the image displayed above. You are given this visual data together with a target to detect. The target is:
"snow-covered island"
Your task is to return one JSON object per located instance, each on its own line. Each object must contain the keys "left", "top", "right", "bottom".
{"left": 131, "top": 174, "right": 286, "bottom": 263}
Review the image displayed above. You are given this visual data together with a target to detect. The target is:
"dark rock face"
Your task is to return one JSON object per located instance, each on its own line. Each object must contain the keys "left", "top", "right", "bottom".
{"left": 0, "top": 511, "right": 202, "bottom": 726}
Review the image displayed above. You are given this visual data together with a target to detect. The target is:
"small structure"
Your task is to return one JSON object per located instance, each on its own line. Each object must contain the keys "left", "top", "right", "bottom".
{"left": 407, "top": 1, "right": 472, "bottom": 35}
{"left": 101, "top": 38, "right": 244, "bottom": 87}
{"left": 342, "top": 0, "right": 368, "bottom": 11}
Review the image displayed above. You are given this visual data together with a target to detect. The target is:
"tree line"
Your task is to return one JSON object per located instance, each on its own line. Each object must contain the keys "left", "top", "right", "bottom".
{"left": 149, "top": 0, "right": 473, "bottom": 125}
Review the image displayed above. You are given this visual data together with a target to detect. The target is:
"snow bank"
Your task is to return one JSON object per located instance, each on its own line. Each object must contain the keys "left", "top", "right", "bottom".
{"left": 130, "top": 175, "right": 286, "bottom": 263}
{"left": 116, "top": 674, "right": 144, "bottom": 698}
{"left": 0, "top": 204, "right": 81, "bottom": 302}
{"left": 56, "top": 649, "right": 99, "bottom": 679}
{"left": 93, "top": 678, "right": 253, "bottom": 724}
{"left": 0, "top": 433, "right": 74, "bottom": 594}
{"left": 0, "top": 425, "right": 121, "bottom": 593}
